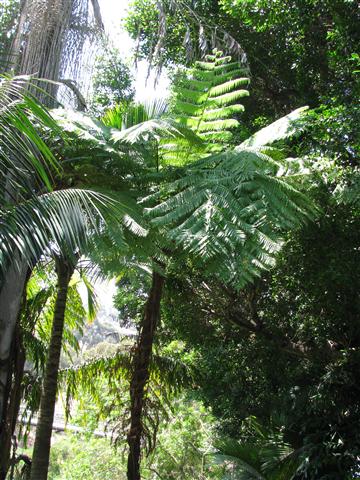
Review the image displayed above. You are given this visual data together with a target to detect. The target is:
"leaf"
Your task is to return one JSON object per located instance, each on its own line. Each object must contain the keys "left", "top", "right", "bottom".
{"left": 240, "top": 107, "right": 309, "bottom": 148}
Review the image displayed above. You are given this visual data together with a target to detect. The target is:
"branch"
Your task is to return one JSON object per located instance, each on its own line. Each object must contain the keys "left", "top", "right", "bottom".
{"left": 90, "top": 0, "right": 105, "bottom": 31}
{"left": 228, "top": 313, "right": 308, "bottom": 358}
{"left": 13, "top": 454, "right": 31, "bottom": 466}
{"left": 148, "top": 467, "right": 166, "bottom": 480}
{"left": 58, "top": 79, "right": 87, "bottom": 111}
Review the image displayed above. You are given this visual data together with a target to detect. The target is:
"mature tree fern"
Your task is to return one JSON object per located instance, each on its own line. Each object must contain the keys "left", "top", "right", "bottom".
{"left": 162, "top": 48, "right": 250, "bottom": 165}
{"left": 146, "top": 97, "right": 314, "bottom": 288}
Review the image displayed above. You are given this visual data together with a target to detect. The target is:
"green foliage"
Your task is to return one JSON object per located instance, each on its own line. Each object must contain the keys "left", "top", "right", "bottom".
{"left": 1, "top": 5, "right": 357, "bottom": 478}
{"left": 240, "top": 107, "right": 308, "bottom": 148}
{"left": 213, "top": 418, "right": 300, "bottom": 480}
{"left": 0, "top": 0, "right": 20, "bottom": 68}
{"left": 160, "top": 186, "right": 360, "bottom": 478}
{"left": 41, "top": 396, "right": 221, "bottom": 480}
{"left": 60, "top": 338, "right": 193, "bottom": 454}
{"left": 124, "top": 0, "right": 360, "bottom": 148}
{"left": 147, "top": 147, "right": 316, "bottom": 287}
{"left": 163, "top": 49, "right": 249, "bottom": 164}
{"left": 102, "top": 98, "right": 168, "bottom": 130}
{"left": 144, "top": 397, "right": 222, "bottom": 479}
{"left": 90, "top": 46, "right": 134, "bottom": 115}
{"left": 47, "top": 434, "right": 126, "bottom": 480}
{"left": 18, "top": 266, "right": 97, "bottom": 435}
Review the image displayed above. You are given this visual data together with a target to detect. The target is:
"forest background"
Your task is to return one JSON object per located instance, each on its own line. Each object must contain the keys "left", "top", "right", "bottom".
{"left": 0, "top": 0, "right": 359, "bottom": 479}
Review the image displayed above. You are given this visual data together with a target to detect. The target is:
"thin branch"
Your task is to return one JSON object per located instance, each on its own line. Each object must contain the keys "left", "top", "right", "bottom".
{"left": 58, "top": 79, "right": 87, "bottom": 111}
{"left": 89, "top": 0, "right": 104, "bottom": 31}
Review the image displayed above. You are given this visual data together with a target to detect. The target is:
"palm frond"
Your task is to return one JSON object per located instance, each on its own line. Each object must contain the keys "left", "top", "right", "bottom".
{"left": 0, "top": 75, "right": 61, "bottom": 198}
{"left": 111, "top": 117, "right": 202, "bottom": 147}
{"left": 0, "top": 189, "right": 126, "bottom": 272}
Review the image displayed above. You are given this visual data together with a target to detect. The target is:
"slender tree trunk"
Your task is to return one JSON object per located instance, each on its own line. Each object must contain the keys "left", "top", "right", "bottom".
{"left": 127, "top": 271, "right": 165, "bottom": 480}
{"left": 0, "top": 260, "right": 28, "bottom": 480}
{"left": 30, "top": 257, "right": 75, "bottom": 480}
{"left": 0, "top": 323, "right": 26, "bottom": 480}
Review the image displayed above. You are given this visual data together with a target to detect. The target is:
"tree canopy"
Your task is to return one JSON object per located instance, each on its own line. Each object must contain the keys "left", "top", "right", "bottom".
{"left": 0, "top": 1, "right": 359, "bottom": 480}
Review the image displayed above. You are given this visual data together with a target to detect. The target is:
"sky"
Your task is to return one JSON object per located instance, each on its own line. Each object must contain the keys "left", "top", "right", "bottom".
{"left": 99, "top": 0, "right": 170, "bottom": 102}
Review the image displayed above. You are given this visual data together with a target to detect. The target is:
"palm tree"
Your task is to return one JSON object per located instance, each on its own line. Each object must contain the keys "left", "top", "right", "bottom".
{"left": 213, "top": 419, "right": 301, "bottom": 480}
{"left": 0, "top": 76, "right": 135, "bottom": 478}
{"left": 29, "top": 255, "right": 76, "bottom": 480}
{"left": 0, "top": 76, "right": 82, "bottom": 477}
{"left": 0, "top": 1, "right": 104, "bottom": 474}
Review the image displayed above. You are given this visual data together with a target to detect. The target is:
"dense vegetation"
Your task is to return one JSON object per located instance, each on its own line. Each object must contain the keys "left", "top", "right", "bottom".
{"left": 0, "top": 1, "right": 359, "bottom": 479}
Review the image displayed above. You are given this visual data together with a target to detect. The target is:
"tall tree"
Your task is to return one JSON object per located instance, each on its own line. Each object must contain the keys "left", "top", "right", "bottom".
{"left": 115, "top": 53, "right": 313, "bottom": 479}
{"left": 0, "top": 2, "right": 104, "bottom": 474}
{"left": 29, "top": 255, "right": 76, "bottom": 480}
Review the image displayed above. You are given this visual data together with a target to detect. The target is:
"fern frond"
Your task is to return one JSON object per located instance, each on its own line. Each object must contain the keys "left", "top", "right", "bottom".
{"left": 163, "top": 50, "right": 250, "bottom": 165}
{"left": 202, "top": 104, "right": 245, "bottom": 120}
{"left": 211, "top": 89, "right": 250, "bottom": 105}
{"left": 147, "top": 147, "right": 317, "bottom": 287}
{"left": 198, "top": 119, "right": 240, "bottom": 132}
{"left": 240, "top": 107, "right": 309, "bottom": 148}
{"left": 209, "top": 78, "right": 250, "bottom": 96}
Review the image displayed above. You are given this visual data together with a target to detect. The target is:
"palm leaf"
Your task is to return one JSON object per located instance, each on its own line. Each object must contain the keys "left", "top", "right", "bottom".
{"left": 0, "top": 189, "right": 128, "bottom": 272}
{"left": 0, "top": 75, "right": 61, "bottom": 198}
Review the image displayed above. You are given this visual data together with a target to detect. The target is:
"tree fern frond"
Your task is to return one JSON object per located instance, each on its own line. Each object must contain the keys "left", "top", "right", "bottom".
{"left": 202, "top": 104, "right": 245, "bottom": 121}
{"left": 240, "top": 107, "right": 309, "bottom": 148}
{"left": 209, "top": 78, "right": 250, "bottom": 96}
{"left": 199, "top": 131, "right": 234, "bottom": 143}
{"left": 198, "top": 119, "right": 240, "bottom": 132}
{"left": 175, "top": 86, "right": 208, "bottom": 104}
{"left": 193, "top": 67, "right": 248, "bottom": 84}
{"left": 147, "top": 147, "right": 316, "bottom": 287}
{"left": 173, "top": 100, "right": 202, "bottom": 116}
{"left": 195, "top": 60, "right": 216, "bottom": 70}
{"left": 211, "top": 89, "right": 250, "bottom": 105}
{"left": 163, "top": 50, "right": 250, "bottom": 165}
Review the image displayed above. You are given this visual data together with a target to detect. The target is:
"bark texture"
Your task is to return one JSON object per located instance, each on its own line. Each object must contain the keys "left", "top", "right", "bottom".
{"left": 30, "top": 257, "right": 74, "bottom": 480}
{"left": 127, "top": 271, "right": 165, "bottom": 480}
{"left": 0, "top": 261, "right": 28, "bottom": 480}
{"left": 0, "top": 323, "right": 26, "bottom": 480}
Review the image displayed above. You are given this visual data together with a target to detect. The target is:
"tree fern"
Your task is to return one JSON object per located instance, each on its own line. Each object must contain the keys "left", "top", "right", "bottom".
{"left": 162, "top": 49, "right": 250, "bottom": 165}
{"left": 146, "top": 148, "right": 317, "bottom": 288}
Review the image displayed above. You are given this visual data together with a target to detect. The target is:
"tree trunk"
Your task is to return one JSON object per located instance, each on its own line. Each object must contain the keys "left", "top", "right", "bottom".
{"left": 30, "top": 257, "right": 75, "bottom": 480}
{"left": 127, "top": 271, "right": 165, "bottom": 480}
{"left": 0, "top": 260, "right": 28, "bottom": 479}
{"left": 0, "top": 322, "right": 26, "bottom": 480}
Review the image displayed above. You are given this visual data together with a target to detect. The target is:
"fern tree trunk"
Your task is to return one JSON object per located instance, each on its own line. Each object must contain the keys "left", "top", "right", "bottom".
{"left": 30, "top": 257, "right": 75, "bottom": 480}
{"left": 127, "top": 271, "right": 165, "bottom": 480}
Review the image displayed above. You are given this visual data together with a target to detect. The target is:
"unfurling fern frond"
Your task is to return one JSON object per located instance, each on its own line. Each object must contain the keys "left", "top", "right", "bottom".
{"left": 162, "top": 49, "right": 250, "bottom": 165}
